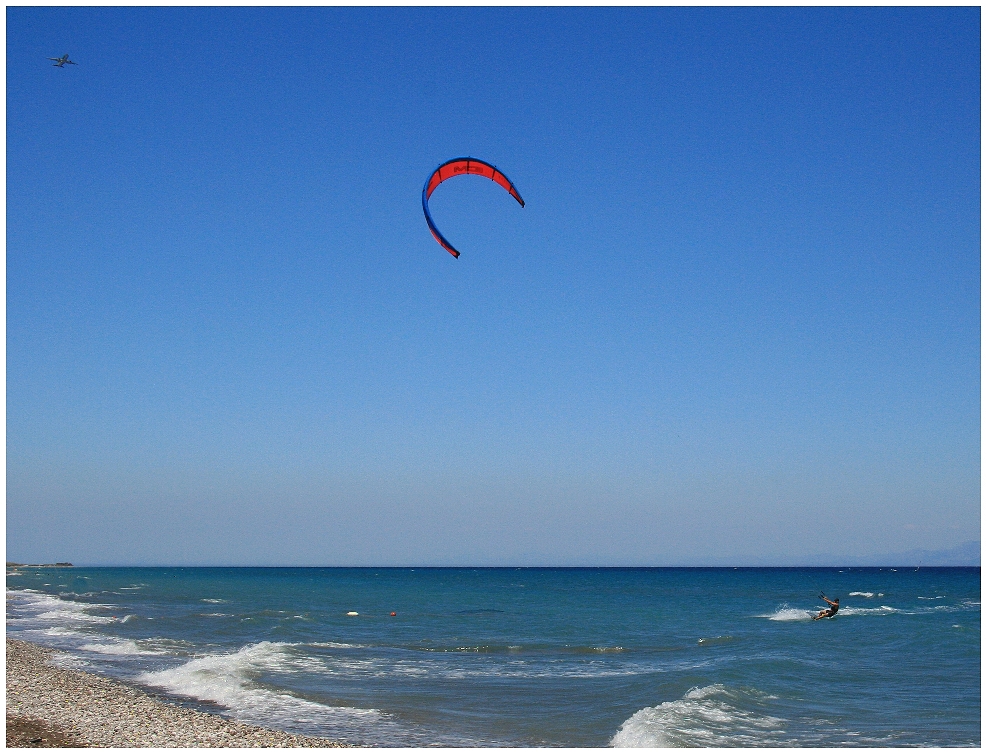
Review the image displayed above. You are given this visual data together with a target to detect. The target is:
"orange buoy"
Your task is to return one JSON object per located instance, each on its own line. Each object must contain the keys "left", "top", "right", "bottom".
{"left": 390, "top": 612, "right": 396, "bottom": 616}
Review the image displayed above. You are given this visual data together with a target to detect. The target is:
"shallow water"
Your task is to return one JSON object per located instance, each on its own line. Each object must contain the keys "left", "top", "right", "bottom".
{"left": 6, "top": 567, "right": 980, "bottom": 746}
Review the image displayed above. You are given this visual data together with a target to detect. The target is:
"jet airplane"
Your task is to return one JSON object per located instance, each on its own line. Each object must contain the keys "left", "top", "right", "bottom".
{"left": 49, "top": 54, "right": 77, "bottom": 67}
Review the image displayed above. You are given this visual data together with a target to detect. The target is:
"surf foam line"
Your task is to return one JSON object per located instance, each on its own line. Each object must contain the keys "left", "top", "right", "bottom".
{"left": 6, "top": 588, "right": 121, "bottom": 649}
{"left": 79, "top": 638, "right": 167, "bottom": 656}
{"left": 610, "top": 684, "right": 791, "bottom": 747}
{"left": 6, "top": 589, "right": 194, "bottom": 662}
{"left": 761, "top": 603, "right": 900, "bottom": 621}
{"left": 838, "top": 605, "right": 898, "bottom": 616}
{"left": 7, "top": 589, "right": 117, "bottom": 627}
{"left": 135, "top": 641, "right": 463, "bottom": 745}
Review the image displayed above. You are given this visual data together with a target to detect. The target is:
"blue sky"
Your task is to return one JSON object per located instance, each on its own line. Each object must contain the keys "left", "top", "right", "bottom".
{"left": 6, "top": 7, "right": 980, "bottom": 565}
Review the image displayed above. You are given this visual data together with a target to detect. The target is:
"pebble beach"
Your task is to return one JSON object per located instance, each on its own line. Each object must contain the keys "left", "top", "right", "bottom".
{"left": 5, "top": 639, "right": 347, "bottom": 748}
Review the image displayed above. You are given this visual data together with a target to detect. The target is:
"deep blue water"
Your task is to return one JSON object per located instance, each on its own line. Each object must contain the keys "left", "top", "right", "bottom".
{"left": 6, "top": 566, "right": 980, "bottom": 747}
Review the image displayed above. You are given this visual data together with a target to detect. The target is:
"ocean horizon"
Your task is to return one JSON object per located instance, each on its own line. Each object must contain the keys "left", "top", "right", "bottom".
{"left": 7, "top": 565, "right": 980, "bottom": 747}
{"left": 13, "top": 537, "right": 979, "bottom": 568}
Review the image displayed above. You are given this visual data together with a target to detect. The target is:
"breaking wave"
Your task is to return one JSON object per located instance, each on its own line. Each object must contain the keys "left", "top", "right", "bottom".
{"left": 610, "top": 684, "right": 790, "bottom": 747}
{"left": 79, "top": 638, "right": 167, "bottom": 656}
{"left": 7, "top": 589, "right": 117, "bottom": 629}
{"left": 134, "top": 641, "right": 483, "bottom": 745}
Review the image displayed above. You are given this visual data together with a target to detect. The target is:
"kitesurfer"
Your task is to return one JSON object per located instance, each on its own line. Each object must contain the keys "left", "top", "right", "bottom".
{"left": 813, "top": 594, "right": 839, "bottom": 620}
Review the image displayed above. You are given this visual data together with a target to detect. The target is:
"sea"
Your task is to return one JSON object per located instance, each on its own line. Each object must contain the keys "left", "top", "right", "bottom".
{"left": 5, "top": 566, "right": 980, "bottom": 747}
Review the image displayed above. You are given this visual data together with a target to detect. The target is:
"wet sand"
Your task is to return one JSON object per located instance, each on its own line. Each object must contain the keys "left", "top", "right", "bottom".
{"left": 6, "top": 638, "right": 347, "bottom": 748}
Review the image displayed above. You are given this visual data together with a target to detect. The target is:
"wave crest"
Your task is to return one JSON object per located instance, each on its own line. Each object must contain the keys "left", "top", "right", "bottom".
{"left": 134, "top": 641, "right": 487, "bottom": 745}
{"left": 610, "top": 684, "right": 788, "bottom": 747}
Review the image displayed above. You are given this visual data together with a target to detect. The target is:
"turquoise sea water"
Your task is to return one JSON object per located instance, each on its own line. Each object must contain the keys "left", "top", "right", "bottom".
{"left": 6, "top": 567, "right": 980, "bottom": 747}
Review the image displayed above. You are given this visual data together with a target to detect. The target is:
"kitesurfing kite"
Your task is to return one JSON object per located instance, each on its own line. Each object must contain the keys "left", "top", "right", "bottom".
{"left": 422, "top": 157, "right": 524, "bottom": 258}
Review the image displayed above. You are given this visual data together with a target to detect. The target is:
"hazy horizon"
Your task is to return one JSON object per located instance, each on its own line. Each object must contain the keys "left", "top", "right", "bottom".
{"left": 8, "top": 539, "right": 980, "bottom": 569}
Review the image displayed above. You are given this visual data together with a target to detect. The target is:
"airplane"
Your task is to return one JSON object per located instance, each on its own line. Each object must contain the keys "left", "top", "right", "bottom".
{"left": 48, "top": 54, "right": 77, "bottom": 67}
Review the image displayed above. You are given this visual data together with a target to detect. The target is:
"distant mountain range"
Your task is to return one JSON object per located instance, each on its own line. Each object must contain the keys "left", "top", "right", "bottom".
{"left": 653, "top": 541, "right": 979, "bottom": 568}
{"left": 702, "top": 540, "right": 981, "bottom": 568}
{"left": 844, "top": 540, "right": 980, "bottom": 567}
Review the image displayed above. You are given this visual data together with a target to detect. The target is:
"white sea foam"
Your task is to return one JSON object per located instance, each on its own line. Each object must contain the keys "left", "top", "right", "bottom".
{"left": 697, "top": 636, "right": 734, "bottom": 645}
{"left": 38, "top": 608, "right": 115, "bottom": 624}
{"left": 761, "top": 602, "right": 900, "bottom": 621}
{"left": 301, "top": 647, "right": 700, "bottom": 682}
{"left": 764, "top": 605, "right": 814, "bottom": 621}
{"left": 309, "top": 641, "right": 366, "bottom": 649}
{"left": 848, "top": 591, "right": 876, "bottom": 598}
{"left": 50, "top": 653, "right": 92, "bottom": 670}
{"left": 610, "top": 684, "right": 789, "bottom": 747}
{"left": 44, "top": 626, "right": 85, "bottom": 638}
{"left": 201, "top": 598, "right": 226, "bottom": 603}
{"left": 135, "top": 641, "right": 425, "bottom": 743}
{"left": 391, "top": 657, "right": 706, "bottom": 681}
{"left": 7, "top": 590, "right": 116, "bottom": 626}
{"left": 838, "top": 605, "right": 898, "bottom": 616}
{"left": 80, "top": 639, "right": 167, "bottom": 656}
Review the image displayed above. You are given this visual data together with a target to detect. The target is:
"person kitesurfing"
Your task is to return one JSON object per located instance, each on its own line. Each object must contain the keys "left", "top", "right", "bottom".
{"left": 813, "top": 593, "right": 839, "bottom": 620}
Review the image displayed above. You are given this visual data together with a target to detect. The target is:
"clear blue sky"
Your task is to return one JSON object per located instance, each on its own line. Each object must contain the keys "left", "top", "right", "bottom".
{"left": 7, "top": 7, "right": 980, "bottom": 565}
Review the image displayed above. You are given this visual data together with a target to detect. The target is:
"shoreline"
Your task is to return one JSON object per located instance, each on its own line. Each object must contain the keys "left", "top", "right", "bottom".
{"left": 5, "top": 638, "right": 348, "bottom": 748}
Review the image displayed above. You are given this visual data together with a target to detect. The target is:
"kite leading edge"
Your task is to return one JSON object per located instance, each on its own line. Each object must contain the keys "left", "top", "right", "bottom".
{"left": 422, "top": 157, "right": 525, "bottom": 258}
